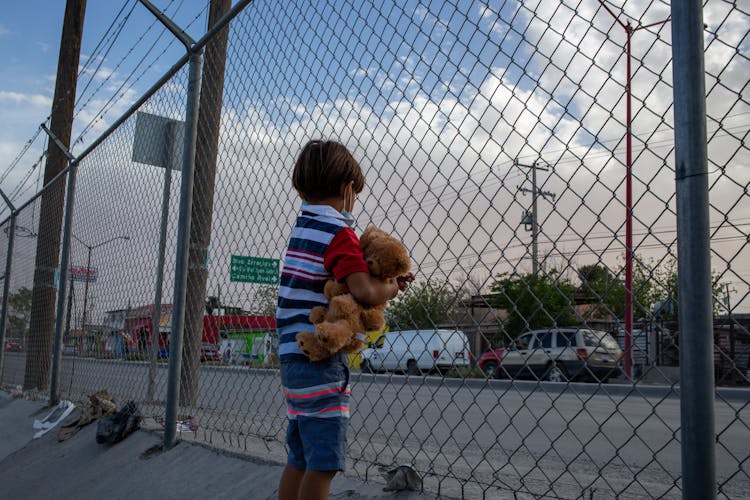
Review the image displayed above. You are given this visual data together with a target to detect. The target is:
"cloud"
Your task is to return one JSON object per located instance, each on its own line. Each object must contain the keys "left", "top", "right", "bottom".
{"left": 0, "top": 91, "right": 52, "bottom": 108}
{"left": 0, "top": 24, "right": 10, "bottom": 36}
{"left": 79, "top": 64, "right": 116, "bottom": 82}
{"left": 8, "top": 0, "right": 748, "bottom": 316}
{"left": 36, "top": 41, "right": 50, "bottom": 53}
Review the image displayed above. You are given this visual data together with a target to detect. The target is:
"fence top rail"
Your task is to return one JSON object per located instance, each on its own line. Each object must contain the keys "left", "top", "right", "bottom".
{"left": 192, "top": 0, "right": 254, "bottom": 52}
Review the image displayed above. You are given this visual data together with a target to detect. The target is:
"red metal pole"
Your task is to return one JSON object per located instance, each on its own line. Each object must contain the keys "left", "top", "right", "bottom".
{"left": 596, "top": 3, "right": 670, "bottom": 381}
{"left": 624, "top": 24, "right": 634, "bottom": 379}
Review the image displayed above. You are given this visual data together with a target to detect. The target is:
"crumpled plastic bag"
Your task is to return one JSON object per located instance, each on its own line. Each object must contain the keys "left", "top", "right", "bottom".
{"left": 379, "top": 464, "right": 422, "bottom": 492}
{"left": 96, "top": 400, "right": 141, "bottom": 444}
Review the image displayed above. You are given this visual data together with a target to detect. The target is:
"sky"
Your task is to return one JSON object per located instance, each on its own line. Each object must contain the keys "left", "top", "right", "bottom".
{"left": 0, "top": 0, "right": 210, "bottom": 199}
{"left": 0, "top": 0, "right": 748, "bottom": 327}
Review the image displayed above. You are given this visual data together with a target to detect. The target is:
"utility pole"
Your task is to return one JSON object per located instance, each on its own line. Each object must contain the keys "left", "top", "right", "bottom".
{"left": 24, "top": 0, "right": 86, "bottom": 391}
{"left": 180, "top": 0, "right": 231, "bottom": 407}
{"left": 516, "top": 159, "right": 556, "bottom": 275}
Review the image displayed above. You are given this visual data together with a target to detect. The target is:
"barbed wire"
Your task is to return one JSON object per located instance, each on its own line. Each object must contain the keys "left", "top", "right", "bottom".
{"left": 72, "top": 0, "right": 184, "bottom": 142}
{"left": 72, "top": 0, "right": 206, "bottom": 149}
{"left": 73, "top": 0, "right": 139, "bottom": 118}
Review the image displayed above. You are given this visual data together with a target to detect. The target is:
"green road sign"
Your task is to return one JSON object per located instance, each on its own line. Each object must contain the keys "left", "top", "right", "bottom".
{"left": 230, "top": 256, "right": 280, "bottom": 284}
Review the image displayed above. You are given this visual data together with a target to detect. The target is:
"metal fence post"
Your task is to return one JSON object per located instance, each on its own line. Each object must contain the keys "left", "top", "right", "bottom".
{"left": 0, "top": 190, "right": 17, "bottom": 382}
{"left": 671, "top": 2, "right": 716, "bottom": 499}
{"left": 164, "top": 50, "right": 203, "bottom": 449}
{"left": 148, "top": 121, "right": 176, "bottom": 402}
{"left": 50, "top": 162, "right": 78, "bottom": 405}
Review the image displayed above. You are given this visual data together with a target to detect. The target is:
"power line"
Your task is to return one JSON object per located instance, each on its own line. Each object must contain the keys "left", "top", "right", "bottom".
{"left": 73, "top": 0, "right": 207, "bottom": 149}
{"left": 413, "top": 223, "right": 750, "bottom": 275}
{"left": 73, "top": 0, "right": 176, "bottom": 128}
{"left": 0, "top": 124, "right": 45, "bottom": 188}
{"left": 76, "top": 1, "right": 136, "bottom": 94}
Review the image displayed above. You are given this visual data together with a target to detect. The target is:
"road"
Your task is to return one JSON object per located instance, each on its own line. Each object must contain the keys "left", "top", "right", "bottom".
{"left": 3, "top": 353, "right": 748, "bottom": 499}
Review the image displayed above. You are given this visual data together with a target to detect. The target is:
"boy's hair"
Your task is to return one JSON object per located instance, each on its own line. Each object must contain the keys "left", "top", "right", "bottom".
{"left": 292, "top": 140, "right": 365, "bottom": 201}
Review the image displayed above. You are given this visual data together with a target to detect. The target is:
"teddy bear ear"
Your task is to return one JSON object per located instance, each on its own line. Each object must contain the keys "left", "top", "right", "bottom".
{"left": 360, "top": 226, "right": 375, "bottom": 243}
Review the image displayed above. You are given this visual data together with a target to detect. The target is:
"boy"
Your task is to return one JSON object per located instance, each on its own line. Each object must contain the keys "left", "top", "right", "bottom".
{"left": 276, "top": 140, "right": 411, "bottom": 500}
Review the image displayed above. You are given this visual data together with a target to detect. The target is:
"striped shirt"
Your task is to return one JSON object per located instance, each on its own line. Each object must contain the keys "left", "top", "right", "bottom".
{"left": 276, "top": 203, "right": 364, "bottom": 362}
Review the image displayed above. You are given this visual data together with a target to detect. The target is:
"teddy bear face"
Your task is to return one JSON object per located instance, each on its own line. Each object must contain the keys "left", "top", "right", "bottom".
{"left": 360, "top": 226, "right": 411, "bottom": 278}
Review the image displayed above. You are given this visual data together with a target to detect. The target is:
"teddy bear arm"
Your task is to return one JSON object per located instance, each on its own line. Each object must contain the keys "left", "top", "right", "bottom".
{"left": 324, "top": 280, "right": 350, "bottom": 298}
{"left": 309, "top": 306, "right": 328, "bottom": 324}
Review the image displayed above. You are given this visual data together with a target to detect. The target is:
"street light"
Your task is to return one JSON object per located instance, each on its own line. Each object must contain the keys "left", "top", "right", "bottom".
{"left": 597, "top": 1, "right": 670, "bottom": 379}
{"left": 71, "top": 234, "right": 130, "bottom": 346}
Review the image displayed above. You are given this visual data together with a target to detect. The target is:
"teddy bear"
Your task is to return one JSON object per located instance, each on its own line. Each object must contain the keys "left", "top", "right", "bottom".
{"left": 296, "top": 226, "right": 411, "bottom": 361}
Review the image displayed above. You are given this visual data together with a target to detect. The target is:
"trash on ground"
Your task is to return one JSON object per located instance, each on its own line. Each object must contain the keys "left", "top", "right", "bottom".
{"left": 159, "top": 416, "right": 199, "bottom": 434}
{"left": 58, "top": 390, "right": 117, "bottom": 442}
{"left": 33, "top": 400, "right": 76, "bottom": 439}
{"left": 96, "top": 400, "right": 141, "bottom": 444}
{"left": 379, "top": 464, "right": 423, "bottom": 492}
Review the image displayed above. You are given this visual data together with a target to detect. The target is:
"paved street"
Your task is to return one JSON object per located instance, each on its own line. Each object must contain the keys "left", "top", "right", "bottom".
{"left": 3, "top": 353, "right": 748, "bottom": 499}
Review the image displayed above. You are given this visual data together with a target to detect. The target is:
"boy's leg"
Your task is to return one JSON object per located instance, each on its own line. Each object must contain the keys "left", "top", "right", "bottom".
{"left": 299, "top": 470, "right": 336, "bottom": 500}
{"left": 278, "top": 464, "right": 305, "bottom": 500}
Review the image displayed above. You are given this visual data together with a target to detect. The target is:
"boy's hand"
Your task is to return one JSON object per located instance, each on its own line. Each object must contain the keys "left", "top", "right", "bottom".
{"left": 396, "top": 272, "right": 415, "bottom": 292}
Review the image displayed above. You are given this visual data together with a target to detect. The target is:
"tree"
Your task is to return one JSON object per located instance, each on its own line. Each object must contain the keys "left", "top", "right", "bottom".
{"left": 489, "top": 270, "right": 577, "bottom": 340}
{"left": 180, "top": 0, "right": 232, "bottom": 408}
{"left": 576, "top": 256, "right": 729, "bottom": 321}
{"left": 253, "top": 285, "right": 279, "bottom": 317}
{"left": 386, "top": 279, "right": 461, "bottom": 330}
{"left": 646, "top": 257, "right": 728, "bottom": 320}
{"left": 576, "top": 262, "right": 653, "bottom": 319}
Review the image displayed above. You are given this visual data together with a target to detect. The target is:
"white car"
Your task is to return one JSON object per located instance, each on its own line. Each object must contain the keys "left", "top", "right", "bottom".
{"left": 501, "top": 328, "right": 623, "bottom": 383}
{"left": 359, "top": 329, "right": 472, "bottom": 375}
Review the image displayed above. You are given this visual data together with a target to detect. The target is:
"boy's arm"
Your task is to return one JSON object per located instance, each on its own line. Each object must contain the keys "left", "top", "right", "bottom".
{"left": 345, "top": 272, "right": 399, "bottom": 306}
{"left": 325, "top": 228, "right": 408, "bottom": 305}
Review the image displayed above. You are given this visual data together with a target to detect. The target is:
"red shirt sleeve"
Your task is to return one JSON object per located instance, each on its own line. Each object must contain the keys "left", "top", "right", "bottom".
{"left": 324, "top": 228, "right": 370, "bottom": 281}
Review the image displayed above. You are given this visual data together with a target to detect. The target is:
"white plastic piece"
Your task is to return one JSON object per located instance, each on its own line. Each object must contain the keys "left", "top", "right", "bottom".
{"left": 33, "top": 400, "right": 76, "bottom": 439}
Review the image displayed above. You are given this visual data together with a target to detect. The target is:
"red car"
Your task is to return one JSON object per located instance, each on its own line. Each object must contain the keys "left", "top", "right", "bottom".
{"left": 478, "top": 347, "right": 505, "bottom": 378}
{"left": 5, "top": 341, "right": 23, "bottom": 352}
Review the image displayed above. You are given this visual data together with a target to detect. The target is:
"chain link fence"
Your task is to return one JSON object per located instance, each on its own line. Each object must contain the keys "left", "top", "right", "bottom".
{"left": 0, "top": 0, "right": 748, "bottom": 498}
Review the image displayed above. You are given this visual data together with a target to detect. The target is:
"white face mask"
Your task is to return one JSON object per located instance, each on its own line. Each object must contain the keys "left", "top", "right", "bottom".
{"left": 340, "top": 184, "right": 356, "bottom": 227}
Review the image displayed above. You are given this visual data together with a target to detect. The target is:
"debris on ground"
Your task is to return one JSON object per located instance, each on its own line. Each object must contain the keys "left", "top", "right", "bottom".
{"left": 33, "top": 400, "right": 76, "bottom": 439}
{"left": 96, "top": 400, "right": 142, "bottom": 445}
{"left": 58, "top": 390, "right": 117, "bottom": 442}
{"left": 379, "top": 464, "right": 423, "bottom": 492}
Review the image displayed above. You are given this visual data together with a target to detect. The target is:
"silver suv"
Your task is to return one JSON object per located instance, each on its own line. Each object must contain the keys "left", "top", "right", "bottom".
{"left": 501, "top": 328, "right": 622, "bottom": 383}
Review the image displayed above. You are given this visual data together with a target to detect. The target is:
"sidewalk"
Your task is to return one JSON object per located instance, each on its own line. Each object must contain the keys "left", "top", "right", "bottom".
{"left": 0, "top": 392, "right": 438, "bottom": 500}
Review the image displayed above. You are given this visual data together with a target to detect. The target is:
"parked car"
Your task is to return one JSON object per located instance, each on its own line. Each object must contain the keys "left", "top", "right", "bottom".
{"left": 359, "top": 329, "right": 472, "bottom": 375}
{"left": 501, "top": 328, "right": 622, "bottom": 382}
{"left": 5, "top": 341, "right": 23, "bottom": 352}
{"left": 478, "top": 347, "right": 506, "bottom": 378}
{"left": 62, "top": 344, "right": 77, "bottom": 355}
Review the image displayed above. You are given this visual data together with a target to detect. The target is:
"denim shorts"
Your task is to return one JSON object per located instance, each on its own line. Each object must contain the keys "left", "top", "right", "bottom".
{"left": 280, "top": 355, "right": 350, "bottom": 471}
